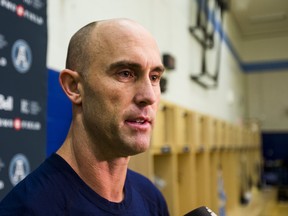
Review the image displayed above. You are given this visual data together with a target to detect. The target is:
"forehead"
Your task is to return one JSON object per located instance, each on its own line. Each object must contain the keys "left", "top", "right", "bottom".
{"left": 91, "top": 20, "right": 162, "bottom": 68}
{"left": 97, "top": 20, "right": 155, "bottom": 44}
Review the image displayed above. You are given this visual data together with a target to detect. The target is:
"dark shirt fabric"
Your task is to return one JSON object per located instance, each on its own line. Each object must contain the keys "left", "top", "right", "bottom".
{"left": 0, "top": 153, "right": 169, "bottom": 216}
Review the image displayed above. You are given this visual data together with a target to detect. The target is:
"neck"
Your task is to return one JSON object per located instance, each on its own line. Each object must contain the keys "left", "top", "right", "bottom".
{"left": 57, "top": 124, "right": 130, "bottom": 203}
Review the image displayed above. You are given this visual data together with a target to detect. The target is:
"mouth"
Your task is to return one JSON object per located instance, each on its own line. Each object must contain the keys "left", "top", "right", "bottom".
{"left": 125, "top": 117, "right": 152, "bottom": 130}
{"left": 126, "top": 117, "right": 151, "bottom": 124}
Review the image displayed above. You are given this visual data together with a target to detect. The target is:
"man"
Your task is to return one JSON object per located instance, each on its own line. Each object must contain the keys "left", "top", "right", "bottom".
{"left": 0, "top": 18, "right": 169, "bottom": 215}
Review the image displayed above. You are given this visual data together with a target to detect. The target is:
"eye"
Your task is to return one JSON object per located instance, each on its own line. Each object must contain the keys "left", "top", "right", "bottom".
{"left": 116, "top": 70, "right": 136, "bottom": 82}
{"left": 119, "top": 70, "right": 132, "bottom": 77}
{"left": 150, "top": 73, "right": 162, "bottom": 84}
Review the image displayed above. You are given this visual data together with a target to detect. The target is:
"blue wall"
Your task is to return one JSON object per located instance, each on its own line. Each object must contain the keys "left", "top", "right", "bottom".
{"left": 47, "top": 69, "right": 71, "bottom": 156}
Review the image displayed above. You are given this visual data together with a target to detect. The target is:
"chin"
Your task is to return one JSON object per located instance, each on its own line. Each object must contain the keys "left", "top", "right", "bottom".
{"left": 118, "top": 133, "right": 151, "bottom": 156}
{"left": 125, "top": 141, "right": 150, "bottom": 156}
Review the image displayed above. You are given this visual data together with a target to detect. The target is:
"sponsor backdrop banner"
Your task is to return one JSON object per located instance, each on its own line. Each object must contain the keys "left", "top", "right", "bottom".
{"left": 0, "top": 0, "right": 47, "bottom": 199}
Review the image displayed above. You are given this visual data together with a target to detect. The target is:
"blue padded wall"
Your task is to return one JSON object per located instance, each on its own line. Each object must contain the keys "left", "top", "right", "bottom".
{"left": 47, "top": 69, "right": 72, "bottom": 156}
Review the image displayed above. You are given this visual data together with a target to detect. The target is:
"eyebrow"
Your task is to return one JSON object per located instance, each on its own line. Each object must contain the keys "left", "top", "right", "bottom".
{"left": 107, "top": 60, "right": 165, "bottom": 73}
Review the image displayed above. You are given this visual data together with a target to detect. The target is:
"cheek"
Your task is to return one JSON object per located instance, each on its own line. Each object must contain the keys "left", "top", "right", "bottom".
{"left": 94, "top": 88, "right": 127, "bottom": 122}
{"left": 106, "top": 84, "right": 134, "bottom": 108}
{"left": 83, "top": 78, "right": 133, "bottom": 123}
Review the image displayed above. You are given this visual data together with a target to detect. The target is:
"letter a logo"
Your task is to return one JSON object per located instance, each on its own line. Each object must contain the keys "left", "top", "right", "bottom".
{"left": 11, "top": 39, "right": 32, "bottom": 73}
{"left": 9, "top": 154, "right": 30, "bottom": 186}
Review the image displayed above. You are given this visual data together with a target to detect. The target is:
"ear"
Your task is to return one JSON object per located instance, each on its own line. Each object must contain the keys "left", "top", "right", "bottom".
{"left": 59, "top": 69, "right": 82, "bottom": 105}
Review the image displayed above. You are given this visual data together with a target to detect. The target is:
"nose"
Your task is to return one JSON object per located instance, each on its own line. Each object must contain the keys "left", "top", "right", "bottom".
{"left": 133, "top": 76, "right": 158, "bottom": 107}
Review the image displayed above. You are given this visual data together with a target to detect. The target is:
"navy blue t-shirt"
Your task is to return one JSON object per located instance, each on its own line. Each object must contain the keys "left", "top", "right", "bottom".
{"left": 0, "top": 154, "right": 169, "bottom": 215}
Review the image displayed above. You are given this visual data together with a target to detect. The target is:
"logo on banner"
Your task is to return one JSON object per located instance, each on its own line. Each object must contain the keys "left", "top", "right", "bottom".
{"left": 0, "top": 34, "right": 8, "bottom": 68}
{"left": 0, "top": 158, "right": 5, "bottom": 172}
{"left": 0, "top": 117, "right": 41, "bottom": 131}
{"left": 0, "top": 95, "right": 42, "bottom": 114}
{"left": 0, "top": 158, "right": 5, "bottom": 190}
{"left": 0, "top": 181, "right": 4, "bottom": 190}
{"left": 21, "top": 99, "right": 41, "bottom": 115}
{"left": 0, "top": 57, "right": 7, "bottom": 67}
{"left": 11, "top": 39, "right": 32, "bottom": 73}
{"left": 0, "top": 0, "right": 47, "bottom": 199}
{"left": 23, "top": 0, "right": 45, "bottom": 10}
{"left": 0, "top": 0, "right": 44, "bottom": 25}
{"left": 9, "top": 154, "right": 30, "bottom": 186}
{"left": 0, "top": 94, "right": 14, "bottom": 111}
{"left": 0, "top": 34, "right": 8, "bottom": 49}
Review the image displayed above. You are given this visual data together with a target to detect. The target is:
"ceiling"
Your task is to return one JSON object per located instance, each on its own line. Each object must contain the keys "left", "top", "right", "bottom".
{"left": 229, "top": 0, "right": 288, "bottom": 39}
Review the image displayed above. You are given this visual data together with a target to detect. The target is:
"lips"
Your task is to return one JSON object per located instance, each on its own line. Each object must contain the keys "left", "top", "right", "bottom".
{"left": 125, "top": 116, "right": 152, "bottom": 130}
{"left": 126, "top": 117, "right": 150, "bottom": 124}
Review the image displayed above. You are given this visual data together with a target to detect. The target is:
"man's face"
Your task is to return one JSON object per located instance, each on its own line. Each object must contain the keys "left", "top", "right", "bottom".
{"left": 80, "top": 21, "right": 164, "bottom": 158}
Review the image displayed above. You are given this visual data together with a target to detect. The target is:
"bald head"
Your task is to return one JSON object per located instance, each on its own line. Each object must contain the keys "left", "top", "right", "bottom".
{"left": 65, "top": 21, "right": 97, "bottom": 74}
{"left": 65, "top": 18, "right": 160, "bottom": 77}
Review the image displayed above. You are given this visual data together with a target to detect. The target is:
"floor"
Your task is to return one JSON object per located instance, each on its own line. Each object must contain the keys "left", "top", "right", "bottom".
{"left": 227, "top": 186, "right": 288, "bottom": 216}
